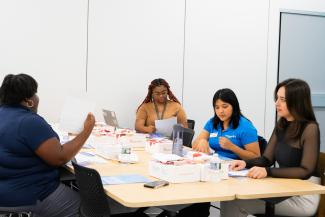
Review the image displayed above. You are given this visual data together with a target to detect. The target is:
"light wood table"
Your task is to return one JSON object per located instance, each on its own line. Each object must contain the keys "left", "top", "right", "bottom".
{"left": 85, "top": 150, "right": 235, "bottom": 207}
{"left": 78, "top": 149, "right": 325, "bottom": 210}
{"left": 233, "top": 177, "right": 325, "bottom": 217}
{"left": 234, "top": 177, "right": 325, "bottom": 199}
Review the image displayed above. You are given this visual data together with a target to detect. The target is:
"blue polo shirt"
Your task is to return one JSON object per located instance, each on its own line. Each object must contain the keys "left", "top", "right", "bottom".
{"left": 0, "top": 105, "right": 59, "bottom": 206}
{"left": 203, "top": 116, "right": 258, "bottom": 159}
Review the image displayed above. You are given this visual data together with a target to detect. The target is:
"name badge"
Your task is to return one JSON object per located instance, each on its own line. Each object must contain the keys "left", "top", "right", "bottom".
{"left": 210, "top": 132, "right": 218, "bottom": 138}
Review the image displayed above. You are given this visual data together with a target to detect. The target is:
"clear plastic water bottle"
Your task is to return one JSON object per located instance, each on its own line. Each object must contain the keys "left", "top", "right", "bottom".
{"left": 209, "top": 153, "right": 222, "bottom": 182}
{"left": 210, "top": 153, "right": 221, "bottom": 170}
{"left": 119, "top": 143, "right": 132, "bottom": 164}
{"left": 172, "top": 127, "right": 183, "bottom": 156}
{"left": 121, "top": 143, "right": 131, "bottom": 155}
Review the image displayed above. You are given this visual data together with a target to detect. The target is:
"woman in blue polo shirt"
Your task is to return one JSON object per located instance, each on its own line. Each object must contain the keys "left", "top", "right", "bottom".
{"left": 192, "top": 88, "right": 260, "bottom": 160}
{"left": 0, "top": 74, "right": 95, "bottom": 216}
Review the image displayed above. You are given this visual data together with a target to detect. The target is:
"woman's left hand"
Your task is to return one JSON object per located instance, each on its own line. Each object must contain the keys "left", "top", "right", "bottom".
{"left": 247, "top": 166, "right": 267, "bottom": 179}
{"left": 219, "top": 136, "right": 234, "bottom": 150}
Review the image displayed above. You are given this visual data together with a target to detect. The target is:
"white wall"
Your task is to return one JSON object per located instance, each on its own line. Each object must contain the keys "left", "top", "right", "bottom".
{"left": 86, "top": 0, "right": 185, "bottom": 129}
{"left": 265, "top": 0, "right": 325, "bottom": 139}
{"left": 0, "top": 0, "right": 88, "bottom": 122}
{"left": 1, "top": 0, "right": 324, "bottom": 141}
{"left": 183, "top": 0, "right": 269, "bottom": 137}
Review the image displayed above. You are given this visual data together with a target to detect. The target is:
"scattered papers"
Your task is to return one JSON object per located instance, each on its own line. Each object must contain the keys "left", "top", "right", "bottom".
{"left": 155, "top": 117, "right": 177, "bottom": 137}
{"left": 228, "top": 169, "right": 249, "bottom": 177}
{"left": 149, "top": 133, "right": 165, "bottom": 139}
{"left": 59, "top": 97, "right": 96, "bottom": 134}
{"left": 68, "top": 134, "right": 95, "bottom": 149}
{"left": 75, "top": 152, "right": 107, "bottom": 165}
{"left": 96, "top": 146, "right": 122, "bottom": 160}
{"left": 186, "top": 151, "right": 211, "bottom": 161}
{"left": 146, "top": 138, "right": 173, "bottom": 154}
{"left": 118, "top": 153, "right": 139, "bottom": 163}
{"left": 218, "top": 155, "right": 234, "bottom": 161}
{"left": 101, "top": 174, "right": 151, "bottom": 185}
{"left": 83, "top": 143, "right": 94, "bottom": 149}
{"left": 152, "top": 153, "right": 182, "bottom": 163}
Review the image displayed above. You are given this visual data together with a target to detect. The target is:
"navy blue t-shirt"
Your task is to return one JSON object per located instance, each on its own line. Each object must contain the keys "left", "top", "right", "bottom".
{"left": 0, "top": 105, "right": 60, "bottom": 206}
{"left": 203, "top": 116, "right": 258, "bottom": 159}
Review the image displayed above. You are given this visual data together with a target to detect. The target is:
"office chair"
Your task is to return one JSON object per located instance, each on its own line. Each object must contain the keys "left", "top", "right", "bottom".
{"left": 316, "top": 152, "right": 325, "bottom": 217}
{"left": 172, "top": 124, "right": 195, "bottom": 148}
{"left": 0, "top": 211, "right": 31, "bottom": 217}
{"left": 59, "top": 166, "right": 77, "bottom": 190}
{"left": 187, "top": 119, "right": 195, "bottom": 130}
{"left": 258, "top": 136, "right": 267, "bottom": 155}
{"left": 72, "top": 161, "right": 148, "bottom": 217}
{"left": 72, "top": 161, "right": 112, "bottom": 217}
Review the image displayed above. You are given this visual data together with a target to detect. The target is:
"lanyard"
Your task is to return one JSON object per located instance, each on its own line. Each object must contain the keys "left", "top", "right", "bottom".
{"left": 154, "top": 101, "right": 167, "bottom": 120}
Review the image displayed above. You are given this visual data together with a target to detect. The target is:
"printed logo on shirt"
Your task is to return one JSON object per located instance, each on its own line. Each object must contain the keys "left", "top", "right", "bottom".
{"left": 210, "top": 132, "right": 218, "bottom": 138}
{"left": 225, "top": 135, "right": 236, "bottom": 139}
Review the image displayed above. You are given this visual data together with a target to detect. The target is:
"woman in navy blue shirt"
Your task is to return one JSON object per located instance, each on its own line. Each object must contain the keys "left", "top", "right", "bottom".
{"left": 193, "top": 88, "right": 260, "bottom": 160}
{"left": 0, "top": 74, "right": 95, "bottom": 217}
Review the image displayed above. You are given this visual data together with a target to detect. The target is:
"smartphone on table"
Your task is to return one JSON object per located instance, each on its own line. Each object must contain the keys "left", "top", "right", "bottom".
{"left": 144, "top": 180, "right": 169, "bottom": 189}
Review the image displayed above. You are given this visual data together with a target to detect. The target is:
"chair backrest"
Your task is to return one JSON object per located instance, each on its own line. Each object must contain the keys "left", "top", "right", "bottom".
{"left": 0, "top": 211, "right": 31, "bottom": 217}
{"left": 258, "top": 136, "right": 267, "bottom": 155}
{"left": 172, "top": 124, "right": 195, "bottom": 148}
{"left": 317, "top": 152, "right": 325, "bottom": 217}
{"left": 187, "top": 119, "right": 195, "bottom": 130}
{"left": 72, "top": 161, "right": 111, "bottom": 217}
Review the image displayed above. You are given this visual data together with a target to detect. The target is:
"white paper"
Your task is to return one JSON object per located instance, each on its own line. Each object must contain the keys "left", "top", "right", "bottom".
{"left": 228, "top": 169, "right": 249, "bottom": 177}
{"left": 152, "top": 153, "right": 182, "bottom": 163}
{"left": 59, "top": 97, "right": 96, "bottom": 134}
{"left": 75, "top": 152, "right": 107, "bottom": 164}
{"left": 155, "top": 117, "right": 177, "bottom": 137}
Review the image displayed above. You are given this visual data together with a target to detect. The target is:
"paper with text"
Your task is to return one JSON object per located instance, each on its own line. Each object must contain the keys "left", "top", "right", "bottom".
{"left": 59, "top": 97, "right": 96, "bottom": 134}
{"left": 155, "top": 117, "right": 177, "bottom": 137}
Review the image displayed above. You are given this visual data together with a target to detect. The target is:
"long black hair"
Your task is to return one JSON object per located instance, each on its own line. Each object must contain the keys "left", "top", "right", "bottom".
{"left": 275, "top": 78, "right": 317, "bottom": 140}
{"left": 0, "top": 74, "right": 38, "bottom": 105}
{"left": 212, "top": 88, "right": 242, "bottom": 129}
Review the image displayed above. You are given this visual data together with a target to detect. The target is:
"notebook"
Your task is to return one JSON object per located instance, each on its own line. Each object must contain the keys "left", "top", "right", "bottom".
{"left": 102, "top": 109, "right": 119, "bottom": 128}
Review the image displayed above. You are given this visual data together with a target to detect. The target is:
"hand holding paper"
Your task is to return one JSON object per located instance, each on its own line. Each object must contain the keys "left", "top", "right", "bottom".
{"left": 59, "top": 97, "right": 96, "bottom": 134}
{"left": 84, "top": 113, "right": 96, "bottom": 134}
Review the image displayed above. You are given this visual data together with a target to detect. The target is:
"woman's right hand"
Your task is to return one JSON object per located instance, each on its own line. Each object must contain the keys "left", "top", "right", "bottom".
{"left": 193, "top": 139, "right": 210, "bottom": 154}
{"left": 146, "top": 125, "right": 156, "bottom": 133}
{"left": 229, "top": 160, "right": 246, "bottom": 171}
{"left": 83, "top": 113, "right": 95, "bottom": 133}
